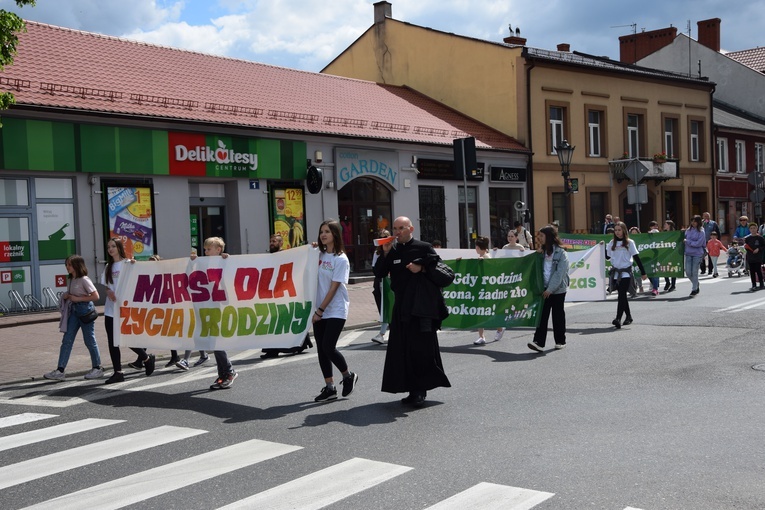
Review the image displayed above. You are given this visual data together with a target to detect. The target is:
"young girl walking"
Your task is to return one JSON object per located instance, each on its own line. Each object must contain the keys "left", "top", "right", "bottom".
{"left": 313, "top": 220, "right": 358, "bottom": 402}
{"left": 605, "top": 222, "right": 647, "bottom": 329}
{"left": 44, "top": 255, "right": 104, "bottom": 381}
{"left": 371, "top": 229, "right": 391, "bottom": 344}
{"left": 102, "top": 238, "right": 155, "bottom": 384}
{"left": 473, "top": 236, "right": 505, "bottom": 345}
{"left": 528, "top": 226, "right": 569, "bottom": 352}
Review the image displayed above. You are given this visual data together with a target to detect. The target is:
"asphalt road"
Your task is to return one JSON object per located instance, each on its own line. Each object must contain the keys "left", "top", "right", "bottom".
{"left": 1, "top": 272, "right": 764, "bottom": 510}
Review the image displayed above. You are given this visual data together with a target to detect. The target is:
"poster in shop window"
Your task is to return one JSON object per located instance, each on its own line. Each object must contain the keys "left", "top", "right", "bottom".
{"left": 105, "top": 186, "right": 156, "bottom": 260}
{"left": 271, "top": 187, "right": 306, "bottom": 250}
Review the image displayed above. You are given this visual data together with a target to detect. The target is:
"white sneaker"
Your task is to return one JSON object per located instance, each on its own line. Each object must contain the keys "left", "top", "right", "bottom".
{"left": 44, "top": 369, "right": 65, "bottom": 381}
{"left": 84, "top": 367, "right": 104, "bottom": 380}
{"left": 371, "top": 333, "right": 386, "bottom": 344}
{"left": 473, "top": 337, "right": 486, "bottom": 345}
{"left": 494, "top": 329, "right": 505, "bottom": 341}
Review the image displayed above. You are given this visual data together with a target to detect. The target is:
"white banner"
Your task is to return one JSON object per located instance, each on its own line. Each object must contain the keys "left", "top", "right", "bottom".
{"left": 114, "top": 245, "right": 320, "bottom": 350}
{"left": 565, "top": 245, "right": 606, "bottom": 302}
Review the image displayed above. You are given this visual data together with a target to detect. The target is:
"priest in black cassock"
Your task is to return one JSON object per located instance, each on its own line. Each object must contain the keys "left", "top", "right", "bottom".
{"left": 373, "top": 216, "right": 451, "bottom": 407}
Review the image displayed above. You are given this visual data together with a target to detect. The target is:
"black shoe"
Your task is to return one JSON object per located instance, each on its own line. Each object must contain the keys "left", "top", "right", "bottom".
{"left": 127, "top": 358, "right": 144, "bottom": 370}
{"left": 341, "top": 372, "right": 358, "bottom": 397}
{"left": 668, "top": 285, "right": 676, "bottom": 292}
{"left": 260, "top": 350, "right": 280, "bottom": 359}
{"left": 314, "top": 386, "right": 338, "bottom": 402}
{"left": 401, "top": 391, "right": 426, "bottom": 406}
{"left": 612, "top": 319, "right": 621, "bottom": 329}
{"left": 104, "top": 372, "right": 125, "bottom": 384}
{"left": 623, "top": 317, "right": 633, "bottom": 326}
{"left": 664, "top": 283, "right": 671, "bottom": 291}
{"left": 690, "top": 289, "right": 699, "bottom": 296}
{"left": 164, "top": 357, "right": 180, "bottom": 368}
{"left": 144, "top": 354, "right": 156, "bottom": 376}
{"left": 527, "top": 341, "right": 544, "bottom": 352}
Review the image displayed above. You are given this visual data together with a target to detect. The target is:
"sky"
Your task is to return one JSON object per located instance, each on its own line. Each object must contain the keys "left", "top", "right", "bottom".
{"left": 3, "top": 0, "right": 765, "bottom": 72}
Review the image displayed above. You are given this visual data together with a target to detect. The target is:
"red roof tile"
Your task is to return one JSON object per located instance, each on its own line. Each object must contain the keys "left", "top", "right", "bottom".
{"left": 726, "top": 47, "right": 765, "bottom": 74}
{"left": 0, "top": 22, "right": 527, "bottom": 153}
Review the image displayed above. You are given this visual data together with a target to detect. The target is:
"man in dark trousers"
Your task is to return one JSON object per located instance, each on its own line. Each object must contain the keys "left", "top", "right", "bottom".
{"left": 373, "top": 216, "right": 451, "bottom": 407}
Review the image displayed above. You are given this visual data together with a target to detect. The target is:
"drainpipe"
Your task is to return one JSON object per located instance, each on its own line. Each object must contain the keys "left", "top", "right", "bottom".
{"left": 709, "top": 84, "right": 717, "bottom": 223}
{"left": 525, "top": 55, "right": 536, "bottom": 234}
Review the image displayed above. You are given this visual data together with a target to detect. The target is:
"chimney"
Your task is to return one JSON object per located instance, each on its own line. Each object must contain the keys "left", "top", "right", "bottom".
{"left": 618, "top": 26, "right": 677, "bottom": 64}
{"left": 697, "top": 18, "right": 721, "bottom": 52}
{"left": 557, "top": 43, "right": 571, "bottom": 52}
{"left": 374, "top": 1, "right": 392, "bottom": 24}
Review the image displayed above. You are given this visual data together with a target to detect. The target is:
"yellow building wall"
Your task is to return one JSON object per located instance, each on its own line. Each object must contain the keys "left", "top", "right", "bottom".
{"left": 323, "top": 20, "right": 523, "bottom": 140}
{"left": 528, "top": 65, "right": 713, "bottom": 230}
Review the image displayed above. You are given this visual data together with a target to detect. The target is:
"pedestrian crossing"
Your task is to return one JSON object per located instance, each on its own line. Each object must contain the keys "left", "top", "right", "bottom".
{"left": 0, "top": 413, "right": 646, "bottom": 510}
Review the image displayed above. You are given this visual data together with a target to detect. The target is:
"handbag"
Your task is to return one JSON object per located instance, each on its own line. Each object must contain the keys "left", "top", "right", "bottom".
{"left": 76, "top": 306, "right": 99, "bottom": 324}
{"left": 425, "top": 260, "right": 455, "bottom": 288}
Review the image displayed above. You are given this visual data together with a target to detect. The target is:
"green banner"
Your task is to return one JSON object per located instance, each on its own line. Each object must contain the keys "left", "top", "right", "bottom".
{"left": 559, "top": 232, "right": 685, "bottom": 277}
{"left": 383, "top": 255, "right": 544, "bottom": 330}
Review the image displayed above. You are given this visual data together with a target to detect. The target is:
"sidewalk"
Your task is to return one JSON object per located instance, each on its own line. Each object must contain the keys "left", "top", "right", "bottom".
{"left": 0, "top": 281, "right": 380, "bottom": 386}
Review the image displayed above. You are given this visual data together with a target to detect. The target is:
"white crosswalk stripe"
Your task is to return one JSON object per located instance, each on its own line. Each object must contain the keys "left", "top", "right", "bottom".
{"left": 0, "top": 425, "right": 205, "bottom": 490}
{"left": 1, "top": 417, "right": 650, "bottom": 509}
{"left": 0, "top": 418, "right": 123, "bottom": 452}
{"left": 423, "top": 482, "right": 554, "bottom": 510}
{"left": 0, "top": 412, "right": 57, "bottom": 428}
{"left": 23, "top": 438, "right": 302, "bottom": 510}
{"left": 218, "top": 457, "right": 412, "bottom": 510}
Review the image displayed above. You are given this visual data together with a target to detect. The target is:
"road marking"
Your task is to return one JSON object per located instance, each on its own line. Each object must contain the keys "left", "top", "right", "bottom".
{"left": 423, "top": 482, "right": 555, "bottom": 510}
{"left": 22, "top": 439, "right": 302, "bottom": 510}
{"left": 0, "top": 412, "right": 57, "bottom": 428}
{"left": 714, "top": 296, "right": 765, "bottom": 313}
{"left": 218, "top": 457, "right": 412, "bottom": 510}
{"left": 0, "top": 418, "right": 123, "bottom": 452}
{"left": 0, "top": 425, "right": 206, "bottom": 490}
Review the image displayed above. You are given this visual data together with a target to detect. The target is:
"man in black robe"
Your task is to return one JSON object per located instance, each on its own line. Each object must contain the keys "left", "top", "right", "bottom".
{"left": 373, "top": 216, "right": 451, "bottom": 406}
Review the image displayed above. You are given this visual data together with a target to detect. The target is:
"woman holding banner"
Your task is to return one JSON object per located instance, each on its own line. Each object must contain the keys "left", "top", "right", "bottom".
{"left": 371, "top": 229, "right": 391, "bottom": 344}
{"left": 312, "top": 220, "right": 358, "bottom": 402}
{"left": 606, "top": 222, "right": 647, "bottom": 329}
{"left": 528, "top": 226, "right": 569, "bottom": 352}
{"left": 684, "top": 215, "right": 706, "bottom": 297}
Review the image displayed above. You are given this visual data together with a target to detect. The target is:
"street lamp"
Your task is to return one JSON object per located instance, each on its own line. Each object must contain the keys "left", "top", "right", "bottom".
{"left": 556, "top": 140, "right": 575, "bottom": 231}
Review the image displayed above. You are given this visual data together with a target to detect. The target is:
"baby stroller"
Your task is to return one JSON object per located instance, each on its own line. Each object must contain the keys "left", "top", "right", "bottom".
{"left": 726, "top": 243, "right": 744, "bottom": 277}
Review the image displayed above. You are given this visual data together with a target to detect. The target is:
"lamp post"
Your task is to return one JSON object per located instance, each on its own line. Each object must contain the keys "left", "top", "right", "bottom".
{"left": 556, "top": 140, "right": 575, "bottom": 232}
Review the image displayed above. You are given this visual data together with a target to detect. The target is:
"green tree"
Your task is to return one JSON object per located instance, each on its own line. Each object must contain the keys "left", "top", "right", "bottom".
{"left": 0, "top": 0, "right": 36, "bottom": 111}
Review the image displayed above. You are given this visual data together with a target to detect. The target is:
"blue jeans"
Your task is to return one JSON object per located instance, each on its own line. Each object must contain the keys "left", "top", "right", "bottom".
{"left": 685, "top": 255, "right": 702, "bottom": 291}
{"left": 58, "top": 301, "right": 101, "bottom": 370}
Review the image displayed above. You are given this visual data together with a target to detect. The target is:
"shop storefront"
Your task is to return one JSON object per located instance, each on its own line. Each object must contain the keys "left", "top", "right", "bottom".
{"left": 0, "top": 116, "right": 307, "bottom": 310}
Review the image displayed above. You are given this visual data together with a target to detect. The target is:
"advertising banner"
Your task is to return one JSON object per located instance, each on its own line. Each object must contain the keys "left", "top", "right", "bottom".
{"left": 271, "top": 187, "right": 306, "bottom": 249}
{"left": 106, "top": 186, "right": 156, "bottom": 260}
{"left": 114, "top": 245, "right": 319, "bottom": 350}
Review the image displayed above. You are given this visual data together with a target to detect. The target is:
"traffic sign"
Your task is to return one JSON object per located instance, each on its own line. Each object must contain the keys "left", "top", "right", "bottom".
{"left": 748, "top": 171, "right": 764, "bottom": 187}
{"left": 750, "top": 188, "right": 765, "bottom": 203}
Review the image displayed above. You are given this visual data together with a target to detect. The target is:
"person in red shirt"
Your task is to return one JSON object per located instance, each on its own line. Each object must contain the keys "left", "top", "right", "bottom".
{"left": 705, "top": 231, "right": 726, "bottom": 278}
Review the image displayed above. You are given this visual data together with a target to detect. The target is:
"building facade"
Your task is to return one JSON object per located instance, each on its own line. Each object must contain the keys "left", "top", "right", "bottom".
{"left": 0, "top": 21, "right": 529, "bottom": 309}
{"left": 323, "top": 1, "right": 716, "bottom": 234}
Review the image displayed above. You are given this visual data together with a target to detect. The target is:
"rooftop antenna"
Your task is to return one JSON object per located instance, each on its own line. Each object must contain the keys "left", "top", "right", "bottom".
{"left": 687, "top": 19, "right": 692, "bottom": 76}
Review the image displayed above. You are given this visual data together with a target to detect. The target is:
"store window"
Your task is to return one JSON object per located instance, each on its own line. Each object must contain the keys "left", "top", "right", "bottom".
{"left": 419, "top": 186, "right": 446, "bottom": 247}
{"left": 489, "top": 187, "right": 524, "bottom": 248}
{"left": 338, "top": 177, "right": 392, "bottom": 273}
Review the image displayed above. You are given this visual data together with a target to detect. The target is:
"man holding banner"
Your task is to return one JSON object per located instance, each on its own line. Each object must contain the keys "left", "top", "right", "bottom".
{"left": 374, "top": 216, "right": 451, "bottom": 407}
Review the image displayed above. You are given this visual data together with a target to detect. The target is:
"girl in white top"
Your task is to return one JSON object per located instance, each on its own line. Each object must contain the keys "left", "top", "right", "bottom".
{"left": 604, "top": 222, "right": 647, "bottom": 329}
{"left": 312, "top": 220, "right": 358, "bottom": 402}
{"left": 501, "top": 229, "right": 527, "bottom": 251}
{"left": 102, "top": 238, "right": 154, "bottom": 384}
{"left": 473, "top": 236, "right": 505, "bottom": 345}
